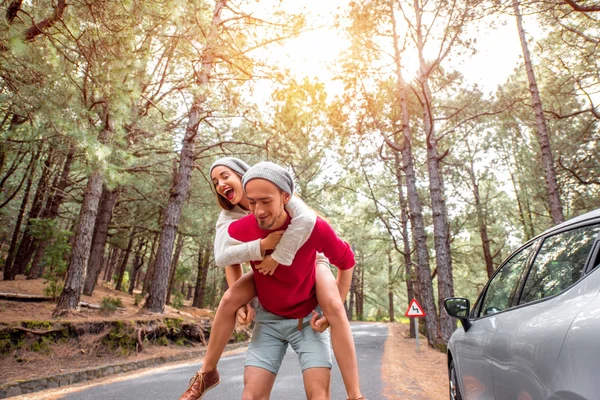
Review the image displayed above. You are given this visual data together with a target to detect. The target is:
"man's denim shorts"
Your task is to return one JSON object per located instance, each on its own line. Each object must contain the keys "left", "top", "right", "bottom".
{"left": 244, "top": 306, "right": 332, "bottom": 375}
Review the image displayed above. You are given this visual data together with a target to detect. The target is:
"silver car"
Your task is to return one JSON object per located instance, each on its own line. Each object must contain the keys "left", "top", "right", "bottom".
{"left": 444, "top": 208, "right": 600, "bottom": 400}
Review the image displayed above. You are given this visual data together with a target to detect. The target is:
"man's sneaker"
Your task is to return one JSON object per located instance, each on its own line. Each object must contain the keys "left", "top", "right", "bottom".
{"left": 179, "top": 368, "right": 220, "bottom": 400}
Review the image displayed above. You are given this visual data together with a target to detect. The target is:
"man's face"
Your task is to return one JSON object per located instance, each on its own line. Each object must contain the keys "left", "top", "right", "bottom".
{"left": 245, "top": 179, "right": 290, "bottom": 230}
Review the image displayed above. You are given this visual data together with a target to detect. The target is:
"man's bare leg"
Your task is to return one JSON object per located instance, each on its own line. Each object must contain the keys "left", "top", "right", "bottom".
{"left": 303, "top": 367, "right": 331, "bottom": 400}
{"left": 242, "top": 366, "right": 277, "bottom": 400}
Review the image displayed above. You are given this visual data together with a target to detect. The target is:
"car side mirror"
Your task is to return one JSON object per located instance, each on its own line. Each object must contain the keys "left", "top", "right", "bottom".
{"left": 444, "top": 297, "right": 472, "bottom": 332}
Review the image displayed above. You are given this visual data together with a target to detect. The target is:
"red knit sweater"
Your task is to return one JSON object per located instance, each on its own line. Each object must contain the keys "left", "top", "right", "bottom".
{"left": 228, "top": 213, "right": 355, "bottom": 318}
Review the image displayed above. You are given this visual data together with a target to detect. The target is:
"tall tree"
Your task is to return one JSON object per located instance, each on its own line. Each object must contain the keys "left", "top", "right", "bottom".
{"left": 512, "top": 0, "right": 564, "bottom": 224}
{"left": 145, "top": 0, "right": 226, "bottom": 312}
{"left": 53, "top": 115, "right": 112, "bottom": 316}
{"left": 193, "top": 245, "right": 210, "bottom": 309}
{"left": 82, "top": 186, "right": 119, "bottom": 295}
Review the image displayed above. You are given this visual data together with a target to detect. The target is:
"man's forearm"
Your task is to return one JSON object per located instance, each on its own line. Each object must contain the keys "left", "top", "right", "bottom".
{"left": 336, "top": 266, "right": 354, "bottom": 301}
{"left": 225, "top": 264, "right": 243, "bottom": 288}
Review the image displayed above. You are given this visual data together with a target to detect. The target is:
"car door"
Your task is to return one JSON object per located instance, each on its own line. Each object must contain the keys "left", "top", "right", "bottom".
{"left": 452, "top": 243, "right": 536, "bottom": 400}
{"left": 490, "top": 223, "right": 600, "bottom": 400}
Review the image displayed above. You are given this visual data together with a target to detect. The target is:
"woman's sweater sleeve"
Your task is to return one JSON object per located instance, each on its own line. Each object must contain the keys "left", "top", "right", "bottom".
{"left": 213, "top": 209, "right": 263, "bottom": 267}
{"left": 271, "top": 196, "right": 317, "bottom": 266}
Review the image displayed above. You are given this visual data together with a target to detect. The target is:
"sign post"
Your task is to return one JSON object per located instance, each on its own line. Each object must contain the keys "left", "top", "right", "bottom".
{"left": 405, "top": 298, "right": 426, "bottom": 353}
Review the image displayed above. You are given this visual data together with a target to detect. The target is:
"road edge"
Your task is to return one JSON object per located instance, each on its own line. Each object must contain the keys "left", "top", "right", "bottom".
{"left": 0, "top": 341, "right": 249, "bottom": 399}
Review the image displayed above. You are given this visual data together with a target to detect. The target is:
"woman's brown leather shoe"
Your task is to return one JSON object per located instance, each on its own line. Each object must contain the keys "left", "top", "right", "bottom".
{"left": 179, "top": 368, "right": 220, "bottom": 400}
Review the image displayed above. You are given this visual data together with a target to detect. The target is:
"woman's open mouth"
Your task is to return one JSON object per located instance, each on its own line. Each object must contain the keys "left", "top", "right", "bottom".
{"left": 224, "top": 188, "right": 235, "bottom": 201}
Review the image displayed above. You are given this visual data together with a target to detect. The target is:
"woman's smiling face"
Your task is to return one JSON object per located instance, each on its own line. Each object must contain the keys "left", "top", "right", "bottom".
{"left": 211, "top": 165, "right": 244, "bottom": 205}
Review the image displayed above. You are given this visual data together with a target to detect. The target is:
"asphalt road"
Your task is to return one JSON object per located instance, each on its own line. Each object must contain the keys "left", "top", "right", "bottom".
{"left": 59, "top": 323, "right": 388, "bottom": 400}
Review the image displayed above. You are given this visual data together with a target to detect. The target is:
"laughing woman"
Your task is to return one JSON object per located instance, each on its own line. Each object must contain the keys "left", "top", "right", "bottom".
{"left": 179, "top": 157, "right": 364, "bottom": 400}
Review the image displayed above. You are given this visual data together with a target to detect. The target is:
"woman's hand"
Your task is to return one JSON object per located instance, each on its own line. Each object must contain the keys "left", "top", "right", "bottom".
{"left": 260, "top": 231, "right": 284, "bottom": 253}
{"left": 255, "top": 255, "right": 279, "bottom": 276}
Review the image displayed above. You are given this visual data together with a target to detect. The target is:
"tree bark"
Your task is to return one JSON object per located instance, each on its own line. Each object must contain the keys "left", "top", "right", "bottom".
{"left": 166, "top": 233, "right": 184, "bottom": 305}
{"left": 28, "top": 145, "right": 75, "bottom": 279}
{"left": 11, "top": 147, "right": 53, "bottom": 277}
{"left": 394, "top": 151, "right": 416, "bottom": 337}
{"left": 145, "top": 0, "right": 226, "bottom": 313}
{"left": 193, "top": 246, "right": 210, "bottom": 308}
{"left": 128, "top": 239, "right": 146, "bottom": 294}
{"left": 389, "top": 0, "right": 439, "bottom": 346}
{"left": 82, "top": 186, "right": 119, "bottom": 295}
{"left": 387, "top": 252, "right": 395, "bottom": 322}
{"left": 142, "top": 232, "right": 159, "bottom": 295}
{"left": 115, "top": 228, "right": 135, "bottom": 292}
{"left": 53, "top": 121, "right": 111, "bottom": 317}
{"left": 105, "top": 246, "right": 121, "bottom": 283}
{"left": 513, "top": 0, "right": 564, "bottom": 225}
{"left": 3, "top": 149, "right": 39, "bottom": 280}
{"left": 466, "top": 156, "right": 495, "bottom": 278}
{"left": 413, "top": 0, "right": 455, "bottom": 343}
{"left": 347, "top": 265, "right": 356, "bottom": 321}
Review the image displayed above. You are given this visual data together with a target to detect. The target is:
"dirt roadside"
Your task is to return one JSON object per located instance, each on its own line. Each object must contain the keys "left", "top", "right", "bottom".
{"left": 0, "top": 276, "right": 216, "bottom": 385}
{"left": 382, "top": 323, "right": 448, "bottom": 399}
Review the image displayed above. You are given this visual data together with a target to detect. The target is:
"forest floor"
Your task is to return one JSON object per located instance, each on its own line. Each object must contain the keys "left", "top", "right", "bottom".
{"left": 0, "top": 275, "right": 217, "bottom": 384}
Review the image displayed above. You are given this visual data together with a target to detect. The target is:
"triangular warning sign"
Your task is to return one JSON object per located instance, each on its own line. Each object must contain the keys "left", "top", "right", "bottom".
{"left": 405, "top": 298, "right": 426, "bottom": 317}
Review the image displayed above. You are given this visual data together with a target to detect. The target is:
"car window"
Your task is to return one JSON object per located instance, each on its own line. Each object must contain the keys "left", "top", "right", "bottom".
{"left": 520, "top": 224, "right": 600, "bottom": 305}
{"left": 479, "top": 244, "right": 535, "bottom": 317}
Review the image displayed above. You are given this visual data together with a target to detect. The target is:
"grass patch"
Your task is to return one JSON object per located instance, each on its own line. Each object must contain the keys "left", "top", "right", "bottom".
{"left": 101, "top": 297, "right": 124, "bottom": 313}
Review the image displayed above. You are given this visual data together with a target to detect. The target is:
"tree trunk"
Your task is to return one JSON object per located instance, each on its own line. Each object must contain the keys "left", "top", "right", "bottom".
{"left": 513, "top": 0, "right": 564, "bottom": 225}
{"left": 347, "top": 266, "right": 355, "bottom": 321}
{"left": 52, "top": 122, "right": 111, "bottom": 317}
{"left": 28, "top": 145, "right": 75, "bottom": 279}
{"left": 142, "top": 232, "right": 159, "bottom": 295}
{"left": 3, "top": 149, "right": 39, "bottom": 280}
{"left": 82, "top": 186, "right": 119, "bottom": 295}
{"left": 387, "top": 252, "right": 395, "bottom": 322}
{"left": 105, "top": 246, "right": 121, "bottom": 283}
{"left": 389, "top": 0, "right": 439, "bottom": 346}
{"left": 193, "top": 246, "right": 210, "bottom": 308}
{"left": 413, "top": 0, "right": 455, "bottom": 343}
{"left": 466, "top": 157, "right": 495, "bottom": 278}
{"left": 145, "top": 0, "right": 226, "bottom": 313}
{"left": 115, "top": 228, "right": 135, "bottom": 291}
{"left": 128, "top": 239, "right": 146, "bottom": 294}
{"left": 102, "top": 246, "right": 115, "bottom": 281}
{"left": 394, "top": 151, "right": 416, "bottom": 337}
{"left": 359, "top": 261, "right": 365, "bottom": 319}
{"left": 10, "top": 147, "right": 51, "bottom": 277}
{"left": 166, "top": 233, "right": 185, "bottom": 305}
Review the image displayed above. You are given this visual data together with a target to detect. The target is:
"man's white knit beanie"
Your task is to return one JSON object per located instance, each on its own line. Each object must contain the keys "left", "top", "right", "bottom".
{"left": 242, "top": 162, "right": 294, "bottom": 196}
{"left": 209, "top": 157, "right": 251, "bottom": 178}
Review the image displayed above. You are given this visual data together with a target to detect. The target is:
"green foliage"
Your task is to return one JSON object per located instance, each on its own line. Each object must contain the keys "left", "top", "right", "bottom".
{"left": 164, "top": 318, "right": 183, "bottom": 329}
{"left": 101, "top": 321, "right": 137, "bottom": 355}
{"left": 22, "top": 321, "right": 53, "bottom": 330}
{"left": 171, "top": 292, "right": 185, "bottom": 310}
{"left": 120, "top": 272, "right": 130, "bottom": 292}
{"left": 134, "top": 294, "right": 144, "bottom": 306}
{"left": 101, "top": 297, "right": 124, "bottom": 313}
{"left": 29, "top": 219, "right": 72, "bottom": 301}
{"left": 30, "top": 336, "right": 52, "bottom": 353}
{"left": 0, "top": 332, "right": 12, "bottom": 355}
{"left": 156, "top": 336, "right": 169, "bottom": 346}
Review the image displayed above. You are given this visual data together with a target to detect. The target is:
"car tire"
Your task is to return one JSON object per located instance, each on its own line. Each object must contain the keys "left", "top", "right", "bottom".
{"left": 449, "top": 360, "right": 463, "bottom": 400}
